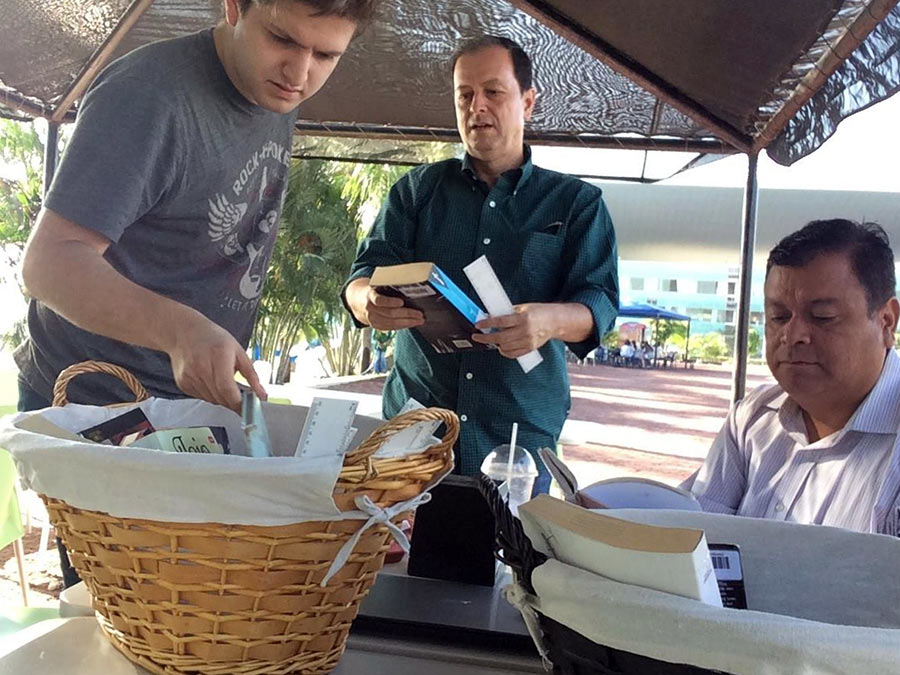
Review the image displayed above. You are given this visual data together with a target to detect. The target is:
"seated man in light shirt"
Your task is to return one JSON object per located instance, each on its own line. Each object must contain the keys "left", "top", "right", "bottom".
{"left": 690, "top": 219, "right": 900, "bottom": 535}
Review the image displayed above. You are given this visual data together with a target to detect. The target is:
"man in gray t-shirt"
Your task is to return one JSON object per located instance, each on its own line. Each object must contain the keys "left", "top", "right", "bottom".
{"left": 16, "top": 0, "right": 378, "bottom": 411}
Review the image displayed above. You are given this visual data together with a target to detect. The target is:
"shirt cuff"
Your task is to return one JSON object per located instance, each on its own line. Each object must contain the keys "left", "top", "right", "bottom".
{"left": 341, "top": 266, "right": 376, "bottom": 329}
{"left": 564, "top": 288, "right": 618, "bottom": 359}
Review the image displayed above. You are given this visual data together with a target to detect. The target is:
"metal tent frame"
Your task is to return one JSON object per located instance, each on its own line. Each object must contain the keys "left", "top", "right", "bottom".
{"left": 3, "top": 0, "right": 900, "bottom": 399}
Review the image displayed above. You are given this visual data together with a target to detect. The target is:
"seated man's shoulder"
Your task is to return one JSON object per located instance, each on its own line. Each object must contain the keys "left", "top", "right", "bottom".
{"left": 732, "top": 381, "right": 786, "bottom": 425}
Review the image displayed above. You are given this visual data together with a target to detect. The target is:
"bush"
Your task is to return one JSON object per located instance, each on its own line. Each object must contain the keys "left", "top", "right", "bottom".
{"left": 691, "top": 332, "right": 729, "bottom": 363}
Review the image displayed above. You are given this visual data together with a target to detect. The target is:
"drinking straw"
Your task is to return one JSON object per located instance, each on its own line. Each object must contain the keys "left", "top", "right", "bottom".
{"left": 506, "top": 422, "right": 518, "bottom": 479}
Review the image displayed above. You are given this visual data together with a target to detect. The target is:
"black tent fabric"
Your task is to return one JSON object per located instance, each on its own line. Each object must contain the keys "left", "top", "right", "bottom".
{"left": 1, "top": 0, "right": 898, "bottom": 164}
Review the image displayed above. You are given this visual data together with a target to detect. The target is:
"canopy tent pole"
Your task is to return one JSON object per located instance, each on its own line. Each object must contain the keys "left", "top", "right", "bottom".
{"left": 731, "top": 152, "right": 760, "bottom": 402}
{"left": 48, "top": 0, "right": 156, "bottom": 123}
{"left": 684, "top": 319, "right": 691, "bottom": 364}
{"left": 43, "top": 122, "right": 60, "bottom": 197}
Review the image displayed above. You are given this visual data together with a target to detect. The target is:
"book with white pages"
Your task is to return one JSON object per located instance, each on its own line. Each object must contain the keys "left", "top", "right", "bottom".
{"left": 538, "top": 447, "right": 701, "bottom": 511}
{"left": 518, "top": 495, "right": 722, "bottom": 607}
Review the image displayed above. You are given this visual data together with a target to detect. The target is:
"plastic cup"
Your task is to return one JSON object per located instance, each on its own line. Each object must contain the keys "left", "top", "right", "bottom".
{"left": 480, "top": 444, "right": 539, "bottom": 516}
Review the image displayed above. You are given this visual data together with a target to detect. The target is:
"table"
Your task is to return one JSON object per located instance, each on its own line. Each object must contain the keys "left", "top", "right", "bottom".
{"left": 3, "top": 564, "right": 543, "bottom": 674}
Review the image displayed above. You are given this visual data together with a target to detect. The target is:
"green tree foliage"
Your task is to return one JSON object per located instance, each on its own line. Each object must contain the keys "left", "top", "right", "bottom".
{"left": 601, "top": 330, "right": 619, "bottom": 349}
{"left": 0, "top": 119, "right": 44, "bottom": 269}
{"left": 0, "top": 120, "right": 52, "bottom": 350}
{"left": 652, "top": 319, "right": 687, "bottom": 346}
{"left": 253, "top": 159, "right": 362, "bottom": 382}
{"left": 691, "top": 332, "right": 730, "bottom": 362}
{"left": 748, "top": 327, "right": 763, "bottom": 357}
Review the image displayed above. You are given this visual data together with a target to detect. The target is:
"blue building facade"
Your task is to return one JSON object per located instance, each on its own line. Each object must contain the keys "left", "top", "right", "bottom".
{"left": 616, "top": 260, "right": 766, "bottom": 338}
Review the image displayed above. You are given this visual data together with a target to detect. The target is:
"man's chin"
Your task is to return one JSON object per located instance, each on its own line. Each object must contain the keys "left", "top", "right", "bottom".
{"left": 257, "top": 90, "right": 304, "bottom": 114}
{"left": 774, "top": 365, "right": 827, "bottom": 394}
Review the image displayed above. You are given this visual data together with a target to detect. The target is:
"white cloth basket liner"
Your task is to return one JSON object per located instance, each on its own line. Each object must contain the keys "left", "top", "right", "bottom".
{"left": 0, "top": 398, "right": 442, "bottom": 527}
{"left": 525, "top": 508, "right": 900, "bottom": 675}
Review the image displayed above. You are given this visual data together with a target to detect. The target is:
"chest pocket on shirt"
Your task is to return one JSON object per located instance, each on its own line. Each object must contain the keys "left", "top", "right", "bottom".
{"left": 517, "top": 230, "right": 566, "bottom": 302}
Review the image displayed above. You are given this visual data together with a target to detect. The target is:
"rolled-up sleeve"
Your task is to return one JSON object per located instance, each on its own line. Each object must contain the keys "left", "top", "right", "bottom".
{"left": 342, "top": 172, "right": 420, "bottom": 326}
{"left": 560, "top": 186, "right": 619, "bottom": 358}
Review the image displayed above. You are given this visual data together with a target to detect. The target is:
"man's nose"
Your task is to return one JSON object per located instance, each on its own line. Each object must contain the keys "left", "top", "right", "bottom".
{"left": 283, "top": 49, "right": 312, "bottom": 87}
{"left": 469, "top": 91, "right": 488, "bottom": 112}
{"left": 782, "top": 316, "right": 812, "bottom": 344}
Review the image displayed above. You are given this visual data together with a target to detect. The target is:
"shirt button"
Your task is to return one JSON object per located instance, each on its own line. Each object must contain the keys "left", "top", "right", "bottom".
{"left": 489, "top": 200, "right": 496, "bottom": 208}
{"left": 466, "top": 372, "right": 473, "bottom": 380}
{"left": 460, "top": 414, "right": 468, "bottom": 422}
{"left": 483, "top": 237, "right": 491, "bottom": 245}
{"left": 775, "top": 501, "right": 785, "bottom": 512}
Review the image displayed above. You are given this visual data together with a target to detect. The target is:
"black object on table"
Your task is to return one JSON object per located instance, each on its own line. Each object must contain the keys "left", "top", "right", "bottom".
{"left": 407, "top": 474, "right": 498, "bottom": 586}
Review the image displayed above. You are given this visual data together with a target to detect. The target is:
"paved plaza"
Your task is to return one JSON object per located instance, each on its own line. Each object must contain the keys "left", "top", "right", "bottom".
{"left": 323, "top": 361, "right": 774, "bottom": 487}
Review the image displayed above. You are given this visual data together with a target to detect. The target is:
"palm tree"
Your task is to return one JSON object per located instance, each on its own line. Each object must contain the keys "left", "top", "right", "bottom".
{"left": 253, "top": 159, "right": 360, "bottom": 382}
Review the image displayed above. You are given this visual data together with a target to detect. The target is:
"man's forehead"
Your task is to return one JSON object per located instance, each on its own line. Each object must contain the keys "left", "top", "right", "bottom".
{"left": 455, "top": 77, "right": 508, "bottom": 90}
{"left": 259, "top": 2, "right": 355, "bottom": 52}
{"left": 454, "top": 48, "right": 516, "bottom": 77}
{"left": 765, "top": 253, "right": 862, "bottom": 299}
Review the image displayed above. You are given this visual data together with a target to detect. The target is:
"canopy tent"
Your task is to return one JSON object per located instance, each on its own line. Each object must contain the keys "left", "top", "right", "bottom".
{"left": 618, "top": 304, "right": 690, "bottom": 322}
{"left": 1, "top": 0, "right": 899, "bottom": 395}
{"left": 617, "top": 303, "right": 692, "bottom": 362}
{"left": 2, "top": 1, "right": 898, "bottom": 163}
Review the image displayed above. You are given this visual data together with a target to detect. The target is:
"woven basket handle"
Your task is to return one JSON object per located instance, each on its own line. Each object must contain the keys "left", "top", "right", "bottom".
{"left": 344, "top": 407, "right": 458, "bottom": 466}
{"left": 53, "top": 360, "right": 150, "bottom": 407}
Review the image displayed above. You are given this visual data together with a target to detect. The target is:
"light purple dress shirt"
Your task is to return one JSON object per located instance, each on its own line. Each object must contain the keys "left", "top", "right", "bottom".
{"left": 691, "top": 349, "right": 900, "bottom": 535}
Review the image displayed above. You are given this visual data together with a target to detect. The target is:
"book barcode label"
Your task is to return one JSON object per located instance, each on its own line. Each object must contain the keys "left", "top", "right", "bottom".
{"left": 711, "top": 554, "right": 730, "bottom": 570}
{"left": 708, "top": 545, "right": 743, "bottom": 582}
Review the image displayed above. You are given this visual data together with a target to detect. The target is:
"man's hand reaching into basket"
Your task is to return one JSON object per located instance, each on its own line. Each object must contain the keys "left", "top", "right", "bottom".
{"left": 165, "top": 313, "right": 267, "bottom": 413}
{"left": 22, "top": 209, "right": 266, "bottom": 413}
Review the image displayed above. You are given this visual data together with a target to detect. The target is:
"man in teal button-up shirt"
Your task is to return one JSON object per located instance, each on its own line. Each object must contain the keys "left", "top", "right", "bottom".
{"left": 344, "top": 36, "right": 618, "bottom": 490}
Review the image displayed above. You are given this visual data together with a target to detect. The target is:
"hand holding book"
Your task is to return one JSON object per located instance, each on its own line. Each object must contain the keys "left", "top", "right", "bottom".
{"left": 345, "top": 277, "right": 425, "bottom": 331}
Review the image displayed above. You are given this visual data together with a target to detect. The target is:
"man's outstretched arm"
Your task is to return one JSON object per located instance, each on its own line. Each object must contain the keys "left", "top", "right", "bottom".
{"left": 22, "top": 208, "right": 265, "bottom": 411}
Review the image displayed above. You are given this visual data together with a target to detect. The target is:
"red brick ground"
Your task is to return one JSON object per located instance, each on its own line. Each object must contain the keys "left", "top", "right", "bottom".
{"left": 322, "top": 362, "right": 774, "bottom": 487}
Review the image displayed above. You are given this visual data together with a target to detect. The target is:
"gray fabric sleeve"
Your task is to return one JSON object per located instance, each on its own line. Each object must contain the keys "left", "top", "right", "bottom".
{"left": 45, "top": 73, "right": 181, "bottom": 243}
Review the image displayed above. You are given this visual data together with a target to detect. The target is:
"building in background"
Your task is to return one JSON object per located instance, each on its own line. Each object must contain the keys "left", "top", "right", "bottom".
{"left": 617, "top": 260, "right": 765, "bottom": 340}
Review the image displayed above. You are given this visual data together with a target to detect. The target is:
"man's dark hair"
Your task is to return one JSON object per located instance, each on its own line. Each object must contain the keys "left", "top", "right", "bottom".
{"left": 236, "top": 0, "right": 380, "bottom": 27}
{"left": 451, "top": 35, "right": 533, "bottom": 92}
{"left": 766, "top": 219, "right": 896, "bottom": 313}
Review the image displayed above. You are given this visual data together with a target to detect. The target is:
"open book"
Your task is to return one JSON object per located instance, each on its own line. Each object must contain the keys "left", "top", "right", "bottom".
{"left": 519, "top": 495, "right": 722, "bottom": 606}
{"left": 538, "top": 448, "right": 701, "bottom": 511}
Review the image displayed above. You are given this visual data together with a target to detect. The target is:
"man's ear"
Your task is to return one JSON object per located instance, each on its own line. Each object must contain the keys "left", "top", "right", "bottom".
{"left": 523, "top": 87, "right": 537, "bottom": 122}
{"left": 881, "top": 297, "right": 899, "bottom": 347}
{"left": 223, "top": 0, "right": 241, "bottom": 26}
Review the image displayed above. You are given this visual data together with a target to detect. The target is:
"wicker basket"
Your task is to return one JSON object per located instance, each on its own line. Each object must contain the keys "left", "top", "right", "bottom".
{"left": 42, "top": 361, "right": 457, "bottom": 675}
{"left": 478, "top": 476, "right": 718, "bottom": 675}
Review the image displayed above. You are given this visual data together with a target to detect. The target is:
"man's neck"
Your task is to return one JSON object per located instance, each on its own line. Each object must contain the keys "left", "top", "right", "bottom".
{"left": 469, "top": 150, "right": 524, "bottom": 188}
{"left": 212, "top": 23, "right": 251, "bottom": 104}
{"left": 799, "top": 397, "right": 864, "bottom": 443}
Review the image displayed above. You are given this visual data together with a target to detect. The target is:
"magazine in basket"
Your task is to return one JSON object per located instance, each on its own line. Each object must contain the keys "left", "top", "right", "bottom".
{"left": 518, "top": 495, "right": 722, "bottom": 606}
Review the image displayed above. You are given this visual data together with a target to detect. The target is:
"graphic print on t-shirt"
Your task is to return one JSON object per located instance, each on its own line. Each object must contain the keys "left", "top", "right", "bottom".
{"left": 207, "top": 140, "right": 291, "bottom": 313}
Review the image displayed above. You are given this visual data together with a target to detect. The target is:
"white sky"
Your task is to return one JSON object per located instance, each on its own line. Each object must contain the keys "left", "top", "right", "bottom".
{"left": 531, "top": 92, "right": 900, "bottom": 193}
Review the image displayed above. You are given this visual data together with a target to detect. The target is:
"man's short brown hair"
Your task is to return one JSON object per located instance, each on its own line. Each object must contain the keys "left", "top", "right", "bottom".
{"left": 236, "top": 0, "right": 380, "bottom": 28}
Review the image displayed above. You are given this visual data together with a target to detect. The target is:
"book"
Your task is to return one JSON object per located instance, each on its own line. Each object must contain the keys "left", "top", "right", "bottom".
{"left": 538, "top": 448, "right": 701, "bottom": 511}
{"left": 370, "top": 262, "right": 492, "bottom": 354}
{"left": 518, "top": 495, "right": 722, "bottom": 606}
